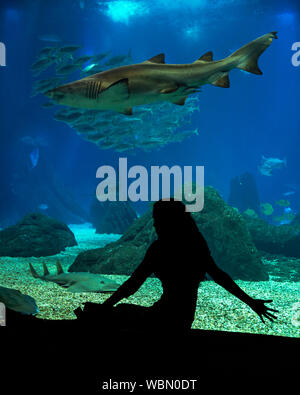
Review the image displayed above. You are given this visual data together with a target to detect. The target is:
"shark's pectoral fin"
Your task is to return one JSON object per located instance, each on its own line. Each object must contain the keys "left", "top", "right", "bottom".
{"left": 212, "top": 74, "right": 230, "bottom": 88}
{"left": 59, "top": 283, "right": 71, "bottom": 288}
{"left": 120, "top": 107, "right": 133, "bottom": 116}
{"left": 183, "top": 86, "right": 202, "bottom": 94}
{"left": 143, "top": 53, "right": 165, "bottom": 64}
{"left": 171, "top": 96, "right": 187, "bottom": 106}
{"left": 160, "top": 86, "right": 179, "bottom": 94}
{"left": 102, "top": 78, "right": 129, "bottom": 100}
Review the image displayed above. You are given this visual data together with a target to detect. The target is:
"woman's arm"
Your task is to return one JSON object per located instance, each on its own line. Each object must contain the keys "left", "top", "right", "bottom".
{"left": 102, "top": 245, "right": 155, "bottom": 307}
{"left": 206, "top": 256, "right": 278, "bottom": 323}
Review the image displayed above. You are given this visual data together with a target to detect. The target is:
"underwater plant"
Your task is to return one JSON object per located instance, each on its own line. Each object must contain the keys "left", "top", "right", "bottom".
{"left": 275, "top": 199, "right": 291, "bottom": 207}
{"left": 243, "top": 208, "right": 258, "bottom": 218}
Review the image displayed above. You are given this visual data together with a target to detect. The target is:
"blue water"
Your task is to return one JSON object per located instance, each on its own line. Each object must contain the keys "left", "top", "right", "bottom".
{"left": 0, "top": 0, "right": 299, "bottom": 219}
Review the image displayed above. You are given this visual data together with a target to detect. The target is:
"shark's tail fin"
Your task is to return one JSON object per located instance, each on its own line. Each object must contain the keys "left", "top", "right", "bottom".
{"left": 229, "top": 32, "right": 278, "bottom": 75}
{"left": 29, "top": 263, "right": 39, "bottom": 278}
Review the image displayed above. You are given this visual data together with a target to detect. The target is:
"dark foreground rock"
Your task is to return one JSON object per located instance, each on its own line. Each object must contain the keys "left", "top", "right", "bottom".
{"left": 90, "top": 199, "right": 137, "bottom": 234}
{"left": 70, "top": 187, "right": 267, "bottom": 281}
{"left": 0, "top": 213, "right": 77, "bottom": 257}
{"left": 243, "top": 214, "right": 300, "bottom": 258}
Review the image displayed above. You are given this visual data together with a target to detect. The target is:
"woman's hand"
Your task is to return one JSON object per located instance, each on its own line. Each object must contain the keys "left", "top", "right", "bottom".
{"left": 248, "top": 299, "right": 278, "bottom": 323}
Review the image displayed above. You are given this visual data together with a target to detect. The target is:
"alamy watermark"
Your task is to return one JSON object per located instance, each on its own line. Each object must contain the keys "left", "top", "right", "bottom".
{"left": 291, "top": 42, "right": 300, "bottom": 67}
{"left": 96, "top": 158, "right": 204, "bottom": 212}
{"left": 0, "top": 42, "right": 6, "bottom": 67}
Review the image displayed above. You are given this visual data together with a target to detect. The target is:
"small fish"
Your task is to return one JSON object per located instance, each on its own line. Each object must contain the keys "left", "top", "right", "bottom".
{"left": 59, "top": 45, "right": 81, "bottom": 54}
{"left": 275, "top": 199, "right": 290, "bottom": 207}
{"left": 38, "top": 203, "right": 49, "bottom": 210}
{"left": 21, "top": 135, "right": 48, "bottom": 148}
{"left": 82, "top": 63, "right": 98, "bottom": 72}
{"left": 258, "top": 155, "right": 287, "bottom": 176}
{"left": 92, "top": 52, "right": 111, "bottom": 62}
{"left": 41, "top": 101, "right": 56, "bottom": 108}
{"left": 104, "top": 53, "right": 129, "bottom": 67}
{"left": 29, "top": 261, "right": 120, "bottom": 293}
{"left": 38, "top": 34, "right": 61, "bottom": 43}
{"left": 75, "top": 124, "right": 96, "bottom": 133}
{"left": 73, "top": 55, "right": 93, "bottom": 65}
{"left": 38, "top": 46, "right": 55, "bottom": 58}
{"left": 54, "top": 109, "right": 83, "bottom": 123}
{"left": 56, "top": 64, "right": 81, "bottom": 75}
{"left": 30, "top": 147, "right": 39, "bottom": 168}
{"left": 31, "top": 57, "right": 54, "bottom": 71}
{"left": 283, "top": 191, "right": 295, "bottom": 196}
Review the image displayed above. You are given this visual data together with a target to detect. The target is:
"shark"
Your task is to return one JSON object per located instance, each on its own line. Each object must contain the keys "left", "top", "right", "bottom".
{"left": 46, "top": 32, "right": 278, "bottom": 115}
{"left": 29, "top": 261, "right": 120, "bottom": 293}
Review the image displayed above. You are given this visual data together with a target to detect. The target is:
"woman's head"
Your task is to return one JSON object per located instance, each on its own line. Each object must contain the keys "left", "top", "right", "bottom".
{"left": 153, "top": 198, "right": 197, "bottom": 239}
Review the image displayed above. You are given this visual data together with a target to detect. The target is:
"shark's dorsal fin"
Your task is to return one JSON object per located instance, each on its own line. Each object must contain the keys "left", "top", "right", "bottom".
{"left": 144, "top": 53, "right": 165, "bottom": 64}
{"left": 197, "top": 51, "right": 213, "bottom": 62}
{"left": 42, "top": 262, "right": 50, "bottom": 276}
{"left": 29, "top": 263, "right": 39, "bottom": 278}
{"left": 212, "top": 74, "right": 230, "bottom": 88}
{"left": 56, "top": 260, "right": 64, "bottom": 275}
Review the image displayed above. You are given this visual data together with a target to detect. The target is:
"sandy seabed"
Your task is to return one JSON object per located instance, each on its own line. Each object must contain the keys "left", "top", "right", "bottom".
{"left": 0, "top": 223, "right": 299, "bottom": 338}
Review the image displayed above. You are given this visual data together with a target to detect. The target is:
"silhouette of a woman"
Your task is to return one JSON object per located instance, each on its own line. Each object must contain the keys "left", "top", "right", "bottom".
{"left": 99, "top": 198, "right": 278, "bottom": 332}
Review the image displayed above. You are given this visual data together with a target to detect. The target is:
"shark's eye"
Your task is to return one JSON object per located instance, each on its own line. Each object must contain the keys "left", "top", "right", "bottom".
{"left": 100, "top": 281, "right": 105, "bottom": 284}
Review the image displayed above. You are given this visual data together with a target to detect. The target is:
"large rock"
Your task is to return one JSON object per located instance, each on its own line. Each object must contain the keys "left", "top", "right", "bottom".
{"left": 90, "top": 199, "right": 137, "bottom": 234}
{"left": 228, "top": 172, "right": 260, "bottom": 214}
{"left": 0, "top": 213, "right": 77, "bottom": 257}
{"left": 243, "top": 214, "right": 300, "bottom": 257}
{"left": 70, "top": 187, "right": 267, "bottom": 281}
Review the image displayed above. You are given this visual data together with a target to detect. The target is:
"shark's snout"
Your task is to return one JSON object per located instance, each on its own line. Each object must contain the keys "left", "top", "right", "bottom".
{"left": 45, "top": 88, "right": 65, "bottom": 101}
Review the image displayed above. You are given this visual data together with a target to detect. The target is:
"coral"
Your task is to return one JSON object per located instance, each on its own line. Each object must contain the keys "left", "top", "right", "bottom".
{"left": 260, "top": 203, "right": 274, "bottom": 216}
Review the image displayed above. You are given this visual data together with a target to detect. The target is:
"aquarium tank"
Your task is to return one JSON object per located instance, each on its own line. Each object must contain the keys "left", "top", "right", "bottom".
{"left": 0, "top": 0, "right": 299, "bottom": 342}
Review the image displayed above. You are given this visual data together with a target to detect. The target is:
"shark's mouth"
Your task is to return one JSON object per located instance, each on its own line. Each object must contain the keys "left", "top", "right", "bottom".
{"left": 46, "top": 89, "right": 65, "bottom": 101}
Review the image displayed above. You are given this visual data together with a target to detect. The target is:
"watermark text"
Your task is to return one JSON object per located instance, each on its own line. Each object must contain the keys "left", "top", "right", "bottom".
{"left": 0, "top": 42, "right": 6, "bottom": 67}
{"left": 291, "top": 42, "right": 300, "bottom": 67}
{"left": 96, "top": 158, "right": 204, "bottom": 212}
